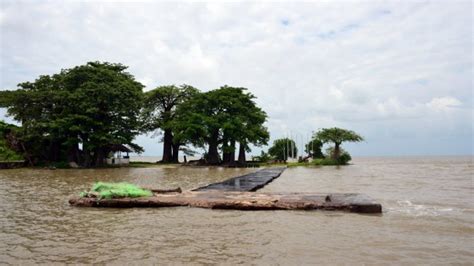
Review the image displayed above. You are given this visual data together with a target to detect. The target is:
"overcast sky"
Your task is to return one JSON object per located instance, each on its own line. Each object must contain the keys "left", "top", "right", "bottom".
{"left": 0, "top": 0, "right": 472, "bottom": 157}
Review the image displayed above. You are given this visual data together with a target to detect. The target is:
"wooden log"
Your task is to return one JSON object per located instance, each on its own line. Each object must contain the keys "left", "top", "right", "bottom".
{"left": 69, "top": 191, "right": 382, "bottom": 214}
{"left": 145, "top": 187, "right": 182, "bottom": 194}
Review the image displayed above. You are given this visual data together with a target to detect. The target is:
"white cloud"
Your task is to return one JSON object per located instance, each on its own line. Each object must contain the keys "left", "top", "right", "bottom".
{"left": 426, "top": 97, "right": 462, "bottom": 111}
{"left": 0, "top": 0, "right": 472, "bottom": 156}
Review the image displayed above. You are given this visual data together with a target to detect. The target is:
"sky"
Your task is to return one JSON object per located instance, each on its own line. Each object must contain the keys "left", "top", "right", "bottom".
{"left": 0, "top": 0, "right": 472, "bottom": 157}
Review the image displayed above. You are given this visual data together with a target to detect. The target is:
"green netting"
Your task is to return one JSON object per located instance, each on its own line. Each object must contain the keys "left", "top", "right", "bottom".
{"left": 81, "top": 182, "right": 153, "bottom": 199}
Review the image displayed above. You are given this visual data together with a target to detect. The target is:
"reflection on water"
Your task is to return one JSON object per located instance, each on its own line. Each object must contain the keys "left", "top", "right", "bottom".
{"left": 0, "top": 157, "right": 473, "bottom": 264}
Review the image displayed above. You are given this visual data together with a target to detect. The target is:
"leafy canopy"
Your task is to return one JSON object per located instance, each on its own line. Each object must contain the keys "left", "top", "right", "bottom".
{"left": 173, "top": 86, "right": 269, "bottom": 163}
{"left": 141, "top": 84, "right": 199, "bottom": 132}
{"left": 0, "top": 61, "right": 145, "bottom": 165}
{"left": 268, "top": 138, "right": 297, "bottom": 161}
{"left": 315, "top": 127, "right": 364, "bottom": 145}
{"left": 305, "top": 138, "right": 324, "bottom": 159}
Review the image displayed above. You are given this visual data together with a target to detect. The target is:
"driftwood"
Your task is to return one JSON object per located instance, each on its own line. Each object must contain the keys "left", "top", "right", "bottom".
{"left": 147, "top": 187, "right": 182, "bottom": 194}
{"left": 69, "top": 191, "right": 382, "bottom": 213}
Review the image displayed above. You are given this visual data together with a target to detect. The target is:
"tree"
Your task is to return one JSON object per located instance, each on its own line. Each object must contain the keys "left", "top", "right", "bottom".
{"left": 213, "top": 86, "right": 269, "bottom": 164}
{"left": 305, "top": 138, "right": 324, "bottom": 159}
{"left": 252, "top": 150, "right": 271, "bottom": 163}
{"left": 1, "top": 61, "right": 145, "bottom": 166}
{"left": 325, "top": 146, "right": 352, "bottom": 165}
{"left": 268, "top": 138, "right": 297, "bottom": 161}
{"left": 0, "top": 121, "right": 23, "bottom": 161}
{"left": 173, "top": 86, "right": 269, "bottom": 165}
{"left": 314, "top": 127, "right": 363, "bottom": 160}
{"left": 141, "top": 85, "right": 199, "bottom": 163}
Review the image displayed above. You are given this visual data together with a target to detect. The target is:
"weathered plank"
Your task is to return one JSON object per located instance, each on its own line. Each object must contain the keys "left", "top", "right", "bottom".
{"left": 69, "top": 191, "right": 382, "bottom": 213}
{"left": 193, "top": 167, "right": 287, "bottom": 192}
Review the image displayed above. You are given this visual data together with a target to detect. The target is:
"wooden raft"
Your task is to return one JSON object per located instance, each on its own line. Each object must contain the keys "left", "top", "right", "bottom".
{"left": 69, "top": 191, "right": 382, "bottom": 213}
{"left": 68, "top": 167, "right": 382, "bottom": 213}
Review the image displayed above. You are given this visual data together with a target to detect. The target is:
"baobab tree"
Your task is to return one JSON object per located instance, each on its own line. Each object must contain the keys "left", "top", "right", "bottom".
{"left": 315, "top": 127, "right": 363, "bottom": 160}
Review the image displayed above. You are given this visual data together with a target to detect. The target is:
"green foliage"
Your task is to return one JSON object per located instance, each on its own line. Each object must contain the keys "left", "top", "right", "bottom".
{"left": 286, "top": 159, "right": 344, "bottom": 167}
{"left": 252, "top": 151, "right": 272, "bottom": 162}
{"left": 338, "top": 152, "right": 352, "bottom": 165}
{"left": 0, "top": 139, "right": 22, "bottom": 161}
{"left": 81, "top": 182, "right": 153, "bottom": 199}
{"left": 141, "top": 84, "right": 199, "bottom": 163}
{"left": 0, "top": 121, "right": 23, "bottom": 161}
{"left": 324, "top": 147, "right": 352, "bottom": 165}
{"left": 1, "top": 62, "right": 144, "bottom": 166}
{"left": 311, "top": 158, "right": 340, "bottom": 166}
{"left": 314, "top": 127, "right": 363, "bottom": 161}
{"left": 173, "top": 86, "right": 269, "bottom": 164}
{"left": 305, "top": 138, "right": 324, "bottom": 158}
{"left": 315, "top": 127, "right": 364, "bottom": 146}
{"left": 268, "top": 138, "right": 297, "bottom": 161}
{"left": 142, "top": 84, "right": 199, "bottom": 131}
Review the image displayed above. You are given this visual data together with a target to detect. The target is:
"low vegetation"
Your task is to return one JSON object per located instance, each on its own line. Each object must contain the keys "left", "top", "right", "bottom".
{"left": 0, "top": 121, "right": 23, "bottom": 161}
{"left": 263, "top": 127, "right": 362, "bottom": 166}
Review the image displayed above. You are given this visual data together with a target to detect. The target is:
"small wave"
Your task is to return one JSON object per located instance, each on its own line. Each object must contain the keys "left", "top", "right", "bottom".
{"left": 387, "top": 200, "right": 458, "bottom": 217}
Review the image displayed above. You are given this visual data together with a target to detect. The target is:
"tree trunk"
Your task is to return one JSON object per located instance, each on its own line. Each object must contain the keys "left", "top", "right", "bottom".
{"left": 95, "top": 147, "right": 105, "bottom": 166}
{"left": 67, "top": 143, "right": 79, "bottom": 165}
{"left": 49, "top": 140, "right": 61, "bottom": 162}
{"left": 229, "top": 140, "right": 236, "bottom": 164}
{"left": 82, "top": 142, "right": 91, "bottom": 167}
{"left": 171, "top": 143, "right": 180, "bottom": 163}
{"left": 207, "top": 130, "right": 220, "bottom": 165}
{"left": 238, "top": 142, "right": 246, "bottom": 164}
{"left": 222, "top": 140, "right": 229, "bottom": 163}
{"left": 333, "top": 142, "right": 341, "bottom": 160}
{"left": 162, "top": 129, "right": 173, "bottom": 163}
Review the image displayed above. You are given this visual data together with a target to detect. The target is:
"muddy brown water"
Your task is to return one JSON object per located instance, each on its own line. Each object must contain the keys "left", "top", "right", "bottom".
{"left": 0, "top": 157, "right": 472, "bottom": 264}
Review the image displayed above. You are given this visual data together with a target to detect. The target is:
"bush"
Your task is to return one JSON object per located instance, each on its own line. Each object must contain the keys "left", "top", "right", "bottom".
{"left": 252, "top": 151, "right": 271, "bottom": 163}
{"left": 311, "top": 158, "right": 336, "bottom": 166}
{"left": 337, "top": 152, "right": 352, "bottom": 165}
{"left": 324, "top": 147, "right": 352, "bottom": 165}
{"left": 0, "top": 140, "right": 23, "bottom": 161}
{"left": 0, "top": 121, "right": 23, "bottom": 161}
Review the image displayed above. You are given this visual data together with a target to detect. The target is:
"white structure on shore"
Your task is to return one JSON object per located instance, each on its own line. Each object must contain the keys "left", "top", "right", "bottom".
{"left": 105, "top": 144, "right": 131, "bottom": 165}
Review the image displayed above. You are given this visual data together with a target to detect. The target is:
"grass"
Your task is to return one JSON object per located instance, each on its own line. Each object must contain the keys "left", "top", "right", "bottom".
{"left": 128, "top": 161, "right": 179, "bottom": 168}
{"left": 259, "top": 158, "right": 349, "bottom": 167}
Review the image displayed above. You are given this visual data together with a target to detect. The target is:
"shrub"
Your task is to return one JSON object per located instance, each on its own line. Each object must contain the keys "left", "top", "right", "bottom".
{"left": 324, "top": 147, "right": 352, "bottom": 165}
{"left": 0, "top": 121, "right": 23, "bottom": 161}
{"left": 252, "top": 151, "right": 272, "bottom": 163}
{"left": 337, "top": 152, "right": 352, "bottom": 165}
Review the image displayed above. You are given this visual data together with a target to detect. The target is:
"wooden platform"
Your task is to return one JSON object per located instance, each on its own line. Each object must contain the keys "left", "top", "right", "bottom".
{"left": 69, "top": 167, "right": 383, "bottom": 213}
{"left": 193, "top": 167, "right": 286, "bottom": 192}
{"left": 69, "top": 191, "right": 382, "bottom": 213}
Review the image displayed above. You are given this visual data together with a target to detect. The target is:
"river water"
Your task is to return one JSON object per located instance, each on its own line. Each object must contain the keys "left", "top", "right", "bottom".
{"left": 0, "top": 157, "right": 472, "bottom": 264}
